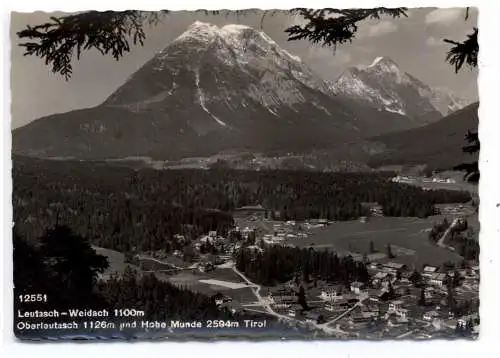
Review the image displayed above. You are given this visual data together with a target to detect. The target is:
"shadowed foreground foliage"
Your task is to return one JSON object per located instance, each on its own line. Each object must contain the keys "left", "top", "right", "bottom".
{"left": 14, "top": 225, "right": 240, "bottom": 323}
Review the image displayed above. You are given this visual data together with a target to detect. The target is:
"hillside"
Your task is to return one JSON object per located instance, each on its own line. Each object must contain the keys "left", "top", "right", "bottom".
{"left": 368, "top": 102, "right": 479, "bottom": 172}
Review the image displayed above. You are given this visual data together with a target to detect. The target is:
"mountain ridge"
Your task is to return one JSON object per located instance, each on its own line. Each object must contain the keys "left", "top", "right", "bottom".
{"left": 12, "top": 22, "right": 469, "bottom": 161}
{"left": 330, "top": 56, "right": 468, "bottom": 122}
{"left": 13, "top": 21, "right": 362, "bottom": 159}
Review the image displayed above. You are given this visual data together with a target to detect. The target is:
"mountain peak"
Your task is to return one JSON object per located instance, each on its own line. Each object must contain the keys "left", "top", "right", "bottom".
{"left": 368, "top": 56, "right": 384, "bottom": 67}
{"left": 190, "top": 20, "right": 216, "bottom": 29}
{"left": 332, "top": 56, "right": 466, "bottom": 119}
{"left": 220, "top": 23, "right": 253, "bottom": 33}
{"left": 368, "top": 56, "right": 397, "bottom": 68}
{"left": 176, "top": 21, "right": 220, "bottom": 41}
{"left": 366, "top": 56, "right": 401, "bottom": 74}
{"left": 176, "top": 21, "right": 257, "bottom": 42}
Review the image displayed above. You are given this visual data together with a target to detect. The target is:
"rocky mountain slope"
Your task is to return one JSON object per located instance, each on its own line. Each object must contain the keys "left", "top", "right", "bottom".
{"left": 331, "top": 56, "right": 468, "bottom": 123}
{"left": 13, "top": 23, "right": 467, "bottom": 161}
{"left": 13, "top": 22, "right": 359, "bottom": 159}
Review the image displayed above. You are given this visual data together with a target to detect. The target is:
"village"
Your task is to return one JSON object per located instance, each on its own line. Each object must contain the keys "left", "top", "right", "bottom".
{"left": 132, "top": 202, "right": 479, "bottom": 340}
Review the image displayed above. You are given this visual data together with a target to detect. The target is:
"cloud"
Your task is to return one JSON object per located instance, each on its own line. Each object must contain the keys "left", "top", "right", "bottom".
{"left": 286, "top": 14, "right": 307, "bottom": 27}
{"left": 307, "top": 46, "right": 351, "bottom": 66}
{"left": 364, "top": 21, "right": 398, "bottom": 38}
{"left": 425, "top": 8, "right": 465, "bottom": 25}
{"left": 426, "top": 36, "right": 443, "bottom": 47}
{"left": 332, "top": 50, "right": 352, "bottom": 65}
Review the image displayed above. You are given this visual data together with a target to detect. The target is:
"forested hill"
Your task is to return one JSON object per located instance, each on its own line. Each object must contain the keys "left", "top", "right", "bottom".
{"left": 368, "top": 102, "right": 479, "bottom": 171}
{"left": 13, "top": 157, "right": 470, "bottom": 254}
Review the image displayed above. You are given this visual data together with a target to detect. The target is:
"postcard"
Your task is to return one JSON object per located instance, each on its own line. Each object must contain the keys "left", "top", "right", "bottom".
{"left": 10, "top": 7, "right": 479, "bottom": 341}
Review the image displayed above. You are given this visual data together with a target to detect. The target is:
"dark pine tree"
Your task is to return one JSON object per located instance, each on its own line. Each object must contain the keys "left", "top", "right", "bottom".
{"left": 37, "top": 225, "right": 109, "bottom": 307}
{"left": 369, "top": 240, "right": 376, "bottom": 254}
{"left": 297, "top": 285, "right": 308, "bottom": 311}
{"left": 418, "top": 287, "right": 426, "bottom": 306}
{"left": 386, "top": 244, "right": 395, "bottom": 259}
{"left": 454, "top": 130, "right": 480, "bottom": 182}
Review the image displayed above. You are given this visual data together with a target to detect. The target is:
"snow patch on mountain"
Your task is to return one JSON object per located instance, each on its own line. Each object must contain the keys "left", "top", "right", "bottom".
{"left": 194, "top": 70, "right": 227, "bottom": 127}
{"left": 176, "top": 21, "right": 220, "bottom": 42}
{"left": 369, "top": 57, "right": 384, "bottom": 68}
{"left": 174, "top": 21, "right": 303, "bottom": 65}
{"left": 385, "top": 107, "right": 406, "bottom": 116}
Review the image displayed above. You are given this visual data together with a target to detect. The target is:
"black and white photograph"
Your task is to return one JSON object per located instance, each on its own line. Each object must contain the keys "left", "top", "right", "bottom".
{"left": 9, "top": 6, "right": 480, "bottom": 341}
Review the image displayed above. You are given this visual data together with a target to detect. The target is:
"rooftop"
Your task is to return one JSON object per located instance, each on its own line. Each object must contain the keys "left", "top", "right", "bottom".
{"left": 429, "top": 273, "right": 447, "bottom": 280}
{"left": 423, "top": 265, "right": 439, "bottom": 273}
{"left": 383, "top": 262, "right": 406, "bottom": 269}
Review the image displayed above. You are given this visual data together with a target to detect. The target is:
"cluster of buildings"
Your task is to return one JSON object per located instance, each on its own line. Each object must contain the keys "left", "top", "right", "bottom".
{"left": 435, "top": 203, "right": 469, "bottom": 216}
{"left": 391, "top": 175, "right": 457, "bottom": 184}
{"left": 260, "top": 258, "right": 479, "bottom": 338}
{"left": 361, "top": 202, "right": 384, "bottom": 218}
{"left": 162, "top": 208, "right": 479, "bottom": 338}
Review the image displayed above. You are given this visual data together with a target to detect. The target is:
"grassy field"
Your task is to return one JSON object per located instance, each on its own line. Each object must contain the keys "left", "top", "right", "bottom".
{"left": 285, "top": 216, "right": 465, "bottom": 268}
{"left": 138, "top": 258, "right": 177, "bottom": 271}
{"left": 166, "top": 268, "right": 257, "bottom": 304}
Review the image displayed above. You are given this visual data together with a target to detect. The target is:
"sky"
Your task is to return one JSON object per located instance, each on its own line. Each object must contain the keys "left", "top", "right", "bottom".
{"left": 10, "top": 7, "right": 478, "bottom": 129}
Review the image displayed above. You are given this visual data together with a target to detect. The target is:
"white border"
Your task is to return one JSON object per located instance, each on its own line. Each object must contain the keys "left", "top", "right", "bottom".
{"left": 2, "top": 1, "right": 499, "bottom": 357}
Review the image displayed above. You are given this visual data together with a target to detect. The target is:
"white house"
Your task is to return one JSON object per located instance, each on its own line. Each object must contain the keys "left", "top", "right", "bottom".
{"left": 241, "top": 226, "right": 255, "bottom": 239}
{"left": 325, "top": 299, "right": 349, "bottom": 312}
{"left": 396, "top": 308, "right": 409, "bottom": 322}
{"left": 457, "top": 318, "right": 468, "bottom": 328}
{"left": 388, "top": 300, "right": 403, "bottom": 313}
{"left": 423, "top": 311, "right": 440, "bottom": 321}
{"left": 208, "top": 230, "right": 217, "bottom": 238}
{"left": 350, "top": 281, "right": 364, "bottom": 294}
{"left": 424, "top": 287, "right": 434, "bottom": 300}
{"left": 422, "top": 265, "right": 439, "bottom": 275}
{"left": 372, "top": 272, "right": 389, "bottom": 287}
{"left": 320, "top": 288, "right": 339, "bottom": 301}
{"left": 325, "top": 303, "right": 336, "bottom": 312}
{"left": 428, "top": 273, "right": 447, "bottom": 287}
